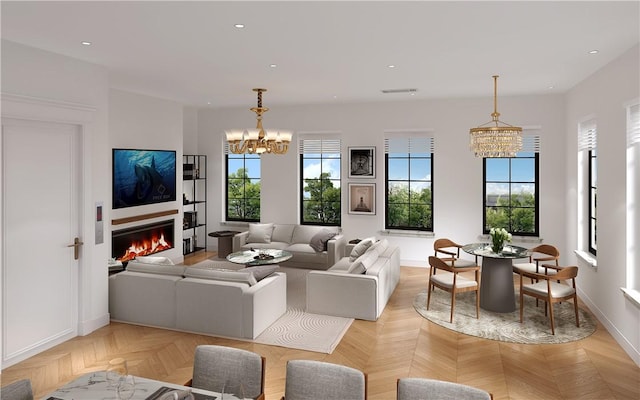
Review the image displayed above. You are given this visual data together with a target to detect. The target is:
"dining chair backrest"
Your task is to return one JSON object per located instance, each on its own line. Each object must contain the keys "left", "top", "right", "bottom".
{"left": 283, "top": 359, "right": 366, "bottom": 400}
{"left": 528, "top": 244, "right": 560, "bottom": 265}
{"left": 397, "top": 377, "right": 492, "bottom": 400}
{"left": 192, "top": 345, "right": 264, "bottom": 399}
{"left": 0, "top": 379, "right": 34, "bottom": 400}
{"left": 434, "top": 238, "right": 463, "bottom": 258}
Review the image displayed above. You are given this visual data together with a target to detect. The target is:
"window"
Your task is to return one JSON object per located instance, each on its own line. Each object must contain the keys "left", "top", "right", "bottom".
{"left": 299, "top": 136, "right": 341, "bottom": 225}
{"left": 483, "top": 135, "right": 540, "bottom": 235}
{"left": 225, "top": 151, "right": 261, "bottom": 222}
{"left": 579, "top": 120, "right": 597, "bottom": 255}
{"left": 385, "top": 135, "right": 434, "bottom": 231}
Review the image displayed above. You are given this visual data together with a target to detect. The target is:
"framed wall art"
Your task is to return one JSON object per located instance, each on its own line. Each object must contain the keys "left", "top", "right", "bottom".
{"left": 348, "top": 183, "right": 375, "bottom": 215}
{"left": 112, "top": 148, "right": 177, "bottom": 209}
{"left": 348, "top": 146, "right": 375, "bottom": 178}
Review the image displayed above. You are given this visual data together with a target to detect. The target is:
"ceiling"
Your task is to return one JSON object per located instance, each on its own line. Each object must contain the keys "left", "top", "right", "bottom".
{"left": 2, "top": 1, "right": 639, "bottom": 108}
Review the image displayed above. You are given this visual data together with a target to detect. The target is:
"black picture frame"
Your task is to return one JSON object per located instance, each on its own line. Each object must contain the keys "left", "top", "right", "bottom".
{"left": 348, "top": 146, "right": 375, "bottom": 178}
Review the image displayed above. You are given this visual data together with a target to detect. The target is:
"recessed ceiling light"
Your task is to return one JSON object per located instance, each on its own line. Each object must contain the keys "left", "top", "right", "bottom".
{"left": 588, "top": 49, "right": 599, "bottom": 54}
{"left": 387, "top": 65, "right": 396, "bottom": 68}
{"left": 548, "top": 85, "right": 555, "bottom": 90}
{"left": 81, "top": 41, "right": 92, "bottom": 46}
{"left": 234, "top": 24, "right": 245, "bottom": 29}
{"left": 269, "top": 64, "right": 277, "bottom": 68}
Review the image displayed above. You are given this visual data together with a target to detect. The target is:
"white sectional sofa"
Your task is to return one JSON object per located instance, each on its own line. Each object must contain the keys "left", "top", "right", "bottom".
{"left": 306, "top": 238, "right": 400, "bottom": 321}
{"left": 232, "top": 223, "right": 346, "bottom": 270}
{"left": 109, "top": 259, "right": 286, "bottom": 339}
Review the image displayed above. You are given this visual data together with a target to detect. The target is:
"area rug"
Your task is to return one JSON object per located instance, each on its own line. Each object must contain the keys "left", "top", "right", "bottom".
{"left": 252, "top": 267, "right": 353, "bottom": 353}
{"left": 413, "top": 288, "right": 597, "bottom": 344}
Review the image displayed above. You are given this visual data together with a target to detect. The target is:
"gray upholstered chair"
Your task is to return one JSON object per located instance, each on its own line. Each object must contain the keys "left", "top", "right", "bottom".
{"left": 0, "top": 379, "right": 34, "bottom": 400}
{"left": 397, "top": 377, "right": 492, "bottom": 400}
{"left": 282, "top": 360, "right": 367, "bottom": 400}
{"left": 190, "top": 345, "right": 265, "bottom": 399}
{"left": 433, "top": 238, "right": 478, "bottom": 268}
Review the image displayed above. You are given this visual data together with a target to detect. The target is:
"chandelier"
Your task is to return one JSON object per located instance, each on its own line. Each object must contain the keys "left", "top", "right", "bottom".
{"left": 225, "top": 88, "right": 292, "bottom": 155}
{"left": 469, "top": 75, "right": 522, "bottom": 158}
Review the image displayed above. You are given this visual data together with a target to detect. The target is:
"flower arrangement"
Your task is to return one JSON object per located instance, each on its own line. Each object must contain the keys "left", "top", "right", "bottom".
{"left": 490, "top": 227, "right": 512, "bottom": 253}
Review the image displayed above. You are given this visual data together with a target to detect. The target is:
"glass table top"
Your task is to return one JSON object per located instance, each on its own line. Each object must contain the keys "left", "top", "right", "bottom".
{"left": 226, "top": 248, "right": 293, "bottom": 265}
{"left": 462, "top": 242, "right": 530, "bottom": 259}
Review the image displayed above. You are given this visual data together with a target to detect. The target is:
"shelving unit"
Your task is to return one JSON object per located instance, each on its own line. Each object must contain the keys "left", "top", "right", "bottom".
{"left": 182, "top": 155, "right": 207, "bottom": 255}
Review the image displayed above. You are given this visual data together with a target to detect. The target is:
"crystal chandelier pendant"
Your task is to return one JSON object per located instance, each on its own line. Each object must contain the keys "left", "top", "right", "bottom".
{"left": 469, "top": 76, "right": 523, "bottom": 158}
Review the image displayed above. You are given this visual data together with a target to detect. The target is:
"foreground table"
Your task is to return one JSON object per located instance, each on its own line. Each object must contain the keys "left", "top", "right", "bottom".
{"left": 462, "top": 243, "right": 529, "bottom": 313}
{"left": 41, "top": 371, "right": 253, "bottom": 400}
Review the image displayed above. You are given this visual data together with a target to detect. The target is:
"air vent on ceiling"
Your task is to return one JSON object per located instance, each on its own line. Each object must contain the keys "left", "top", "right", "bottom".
{"left": 381, "top": 88, "right": 418, "bottom": 94}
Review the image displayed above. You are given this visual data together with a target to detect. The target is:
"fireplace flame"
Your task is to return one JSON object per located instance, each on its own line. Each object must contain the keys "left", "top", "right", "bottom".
{"left": 118, "top": 232, "right": 172, "bottom": 262}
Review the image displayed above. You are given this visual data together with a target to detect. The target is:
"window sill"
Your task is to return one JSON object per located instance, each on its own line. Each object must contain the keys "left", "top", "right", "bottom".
{"left": 380, "top": 229, "right": 434, "bottom": 238}
{"left": 621, "top": 288, "right": 640, "bottom": 309}
{"left": 478, "top": 234, "right": 542, "bottom": 243}
{"left": 574, "top": 250, "right": 597, "bottom": 268}
{"left": 222, "top": 221, "right": 249, "bottom": 227}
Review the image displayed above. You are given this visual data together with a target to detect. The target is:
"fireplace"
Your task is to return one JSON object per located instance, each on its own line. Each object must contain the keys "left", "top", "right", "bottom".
{"left": 112, "top": 219, "right": 174, "bottom": 262}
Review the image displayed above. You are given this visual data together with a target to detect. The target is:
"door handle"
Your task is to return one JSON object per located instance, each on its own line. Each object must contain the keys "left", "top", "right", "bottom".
{"left": 67, "top": 237, "right": 84, "bottom": 260}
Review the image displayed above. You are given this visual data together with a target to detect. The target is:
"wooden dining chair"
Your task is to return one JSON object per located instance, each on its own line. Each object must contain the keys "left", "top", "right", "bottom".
{"left": 513, "top": 244, "right": 560, "bottom": 282}
{"left": 397, "top": 377, "right": 493, "bottom": 400}
{"left": 433, "top": 238, "right": 478, "bottom": 268}
{"left": 427, "top": 256, "right": 480, "bottom": 323}
{"left": 519, "top": 265, "right": 580, "bottom": 335}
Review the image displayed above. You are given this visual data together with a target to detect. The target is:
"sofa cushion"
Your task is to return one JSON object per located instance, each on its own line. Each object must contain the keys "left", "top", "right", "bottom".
{"left": 349, "top": 237, "right": 375, "bottom": 261}
{"left": 309, "top": 229, "right": 338, "bottom": 252}
{"left": 329, "top": 257, "right": 353, "bottom": 273}
{"left": 126, "top": 262, "right": 186, "bottom": 276}
{"left": 244, "top": 264, "right": 279, "bottom": 281}
{"left": 183, "top": 268, "right": 258, "bottom": 286}
{"left": 366, "top": 238, "right": 389, "bottom": 258}
{"left": 246, "top": 223, "right": 274, "bottom": 243}
{"left": 272, "top": 224, "right": 295, "bottom": 243}
{"left": 134, "top": 255, "right": 175, "bottom": 265}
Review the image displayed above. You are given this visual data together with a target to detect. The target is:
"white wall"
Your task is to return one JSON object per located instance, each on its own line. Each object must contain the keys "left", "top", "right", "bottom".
{"left": 565, "top": 44, "right": 640, "bottom": 365}
{"left": 109, "top": 89, "right": 185, "bottom": 263}
{"left": 1, "top": 40, "right": 110, "bottom": 344}
{"left": 198, "top": 94, "right": 567, "bottom": 265}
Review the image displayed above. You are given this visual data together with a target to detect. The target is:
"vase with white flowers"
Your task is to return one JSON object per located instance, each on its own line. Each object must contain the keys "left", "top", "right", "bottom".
{"left": 489, "top": 227, "right": 512, "bottom": 253}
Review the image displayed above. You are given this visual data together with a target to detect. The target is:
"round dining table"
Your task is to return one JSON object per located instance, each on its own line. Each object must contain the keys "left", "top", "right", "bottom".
{"left": 462, "top": 243, "right": 529, "bottom": 313}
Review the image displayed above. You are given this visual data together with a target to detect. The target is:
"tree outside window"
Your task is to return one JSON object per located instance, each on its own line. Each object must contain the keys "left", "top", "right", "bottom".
{"left": 300, "top": 138, "right": 341, "bottom": 225}
{"left": 483, "top": 152, "right": 539, "bottom": 235}
{"left": 226, "top": 153, "right": 260, "bottom": 221}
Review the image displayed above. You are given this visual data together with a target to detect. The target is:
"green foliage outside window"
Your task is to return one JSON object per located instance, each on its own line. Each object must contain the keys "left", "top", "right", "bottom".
{"left": 485, "top": 192, "right": 536, "bottom": 233}
{"left": 227, "top": 167, "right": 260, "bottom": 221}
{"left": 302, "top": 172, "right": 341, "bottom": 225}
{"left": 387, "top": 185, "right": 432, "bottom": 230}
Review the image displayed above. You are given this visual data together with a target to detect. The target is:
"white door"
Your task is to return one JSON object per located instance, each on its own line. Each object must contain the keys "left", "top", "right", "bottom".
{"left": 2, "top": 118, "right": 81, "bottom": 365}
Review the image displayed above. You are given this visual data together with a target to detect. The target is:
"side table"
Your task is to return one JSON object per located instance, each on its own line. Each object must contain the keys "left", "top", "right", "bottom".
{"left": 208, "top": 230, "right": 240, "bottom": 259}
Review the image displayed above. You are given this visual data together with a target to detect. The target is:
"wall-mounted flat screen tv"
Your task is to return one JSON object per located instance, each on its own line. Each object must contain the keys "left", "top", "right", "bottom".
{"left": 113, "top": 148, "right": 176, "bottom": 209}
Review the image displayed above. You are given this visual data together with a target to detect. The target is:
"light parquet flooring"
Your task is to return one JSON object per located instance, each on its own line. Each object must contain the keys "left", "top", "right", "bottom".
{"left": 2, "top": 252, "right": 639, "bottom": 399}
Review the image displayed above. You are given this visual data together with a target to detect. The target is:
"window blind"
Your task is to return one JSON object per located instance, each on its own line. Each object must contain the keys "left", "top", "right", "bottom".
{"left": 299, "top": 137, "right": 341, "bottom": 154}
{"left": 521, "top": 134, "right": 541, "bottom": 153}
{"left": 578, "top": 119, "right": 597, "bottom": 151}
{"left": 628, "top": 103, "right": 640, "bottom": 147}
{"left": 384, "top": 136, "right": 435, "bottom": 154}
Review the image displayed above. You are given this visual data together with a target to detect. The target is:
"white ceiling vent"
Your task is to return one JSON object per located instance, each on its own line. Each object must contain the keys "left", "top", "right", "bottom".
{"left": 381, "top": 88, "right": 418, "bottom": 94}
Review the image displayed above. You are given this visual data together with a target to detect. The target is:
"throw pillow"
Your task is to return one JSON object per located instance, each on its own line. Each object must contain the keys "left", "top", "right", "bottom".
{"left": 243, "top": 265, "right": 279, "bottom": 281}
{"left": 309, "top": 229, "right": 337, "bottom": 252}
{"left": 126, "top": 262, "right": 185, "bottom": 276}
{"left": 366, "top": 238, "right": 389, "bottom": 257}
{"left": 349, "top": 237, "right": 375, "bottom": 262}
{"left": 246, "top": 223, "right": 274, "bottom": 244}
{"left": 348, "top": 250, "right": 379, "bottom": 274}
{"left": 134, "top": 255, "right": 175, "bottom": 265}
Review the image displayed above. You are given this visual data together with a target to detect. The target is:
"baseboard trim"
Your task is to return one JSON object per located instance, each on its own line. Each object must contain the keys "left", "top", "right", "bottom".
{"left": 79, "top": 313, "right": 110, "bottom": 336}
